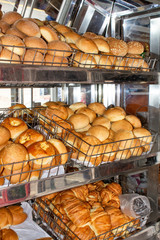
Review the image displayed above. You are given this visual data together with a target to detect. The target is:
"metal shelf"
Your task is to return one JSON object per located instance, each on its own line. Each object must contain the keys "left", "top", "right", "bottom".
{"left": 0, "top": 64, "right": 159, "bottom": 87}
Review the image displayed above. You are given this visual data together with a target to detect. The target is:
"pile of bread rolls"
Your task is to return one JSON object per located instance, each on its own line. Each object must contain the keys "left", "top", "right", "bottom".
{"left": 37, "top": 101, "right": 152, "bottom": 166}
{"left": 0, "top": 104, "right": 69, "bottom": 186}
{"left": 36, "top": 181, "right": 140, "bottom": 240}
{"left": 0, "top": 10, "right": 149, "bottom": 71}
{"left": 0, "top": 204, "right": 27, "bottom": 240}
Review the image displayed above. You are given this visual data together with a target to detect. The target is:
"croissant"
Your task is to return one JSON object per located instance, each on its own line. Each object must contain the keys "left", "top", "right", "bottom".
{"left": 60, "top": 190, "right": 76, "bottom": 204}
{"left": 106, "top": 182, "right": 122, "bottom": 196}
{"left": 89, "top": 202, "right": 112, "bottom": 239}
{"left": 67, "top": 222, "right": 96, "bottom": 240}
{"left": 71, "top": 185, "right": 88, "bottom": 201}
{"left": 95, "top": 180, "right": 105, "bottom": 191}
{"left": 63, "top": 198, "right": 91, "bottom": 227}
{"left": 100, "top": 188, "right": 120, "bottom": 208}
{"left": 86, "top": 190, "right": 100, "bottom": 206}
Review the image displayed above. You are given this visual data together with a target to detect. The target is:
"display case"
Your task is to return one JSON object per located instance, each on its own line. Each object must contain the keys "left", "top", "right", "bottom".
{"left": 0, "top": 0, "right": 160, "bottom": 239}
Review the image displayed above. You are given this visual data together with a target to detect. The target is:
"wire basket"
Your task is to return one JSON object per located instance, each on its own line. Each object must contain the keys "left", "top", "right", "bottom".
{"left": 0, "top": 43, "right": 157, "bottom": 72}
{"left": 36, "top": 108, "right": 158, "bottom": 167}
{"left": 0, "top": 108, "right": 71, "bottom": 187}
{"left": 32, "top": 197, "right": 146, "bottom": 240}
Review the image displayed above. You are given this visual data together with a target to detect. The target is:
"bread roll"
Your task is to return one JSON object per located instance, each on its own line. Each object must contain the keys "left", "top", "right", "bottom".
{"left": 1, "top": 117, "right": 28, "bottom": 140}
{"left": 7, "top": 205, "right": 27, "bottom": 225}
{"left": 69, "top": 113, "right": 90, "bottom": 130}
{"left": 69, "top": 102, "right": 87, "bottom": 112}
{"left": 83, "top": 32, "right": 97, "bottom": 39}
{"left": 6, "top": 27, "right": 26, "bottom": 39}
{"left": 111, "top": 119, "right": 133, "bottom": 132}
{"left": 87, "top": 125, "right": 109, "bottom": 142}
{"left": 125, "top": 115, "right": 142, "bottom": 128}
{"left": 127, "top": 41, "right": 144, "bottom": 55}
{"left": 9, "top": 104, "right": 27, "bottom": 117}
{"left": 75, "top": 37, "right": 98, "bottom": 54}
{"left": 69, "top": 43, "right": 79, "bottom": 50}
{"left": 28, "top": 18, "right": 44, "bottom": 27}
{"left": 108, "top": 39, "right": 128, "bottom": 56}
{"left": 125, "top": 54, "right": 144, "bottom": 69}
{"left": 54, "top": 24, "right": 72, "bottom": 34}
{"left": 28, "top": 141, "right": 56, "bottom": 169}
{"left": 40, "top": 25, "right": 59, "bottom": 42}
{"left": 24, "top": 36, "right": 47, "bottom": 54}
{"left": 94, "top": 55, "right": 112, "bottom": 69}
{"left": 1, "top": 143, "right": 29, "bottom": 170}
{"left": 116, "top": 149, "right": 131, "bottom": 160}
{"left": 133, "top": 128, "right": 152, "bottom": 143}
{"left": 0, "top": 126, "right": 11, "bottom": 145}
{"left": 76, "top": 124, "right": 91, "bottom": 133}
{"left": 106, "top": 182, "right": 122, "bottom": 195}
{"left": 2, "top": 11, "right": 22, "bottom": 25}
{"left": 114, "top": 130, "right": 134, "bottom": 150}
{"left": 1, "top": 229, "right": 18, "bottom": 240}
{"left": 66, "top": 107, "right": 74, "bottom": 119}
{"left": 73, "top": 52, "right": 96, "bottom": 68}
{"left": 48, "top": 40, "right": 72, "bottom": 57}
{"left": 63, "top": 31, "right": 80, "bottom": 44}
{"left": 77, "top": 135, "right": 103, "bottom": 155}
{"left": 0, "top": 20, "right": 10, "bottom": 33}
{"left": 102, "top": 138, "right": 118, "bottom": 162}
{"left": 0, "top": 34, "right": 25, "bottom": 56}
{"left": 76, "top": 107, "right": 96, "bottom": 123}
{"left": 88, "top": 102, "right": 106, "bottom": 115}
{"left": 14, "top": 19, "right": 41, "bottom": 37}
{"left": 15, "top": 129, "right": 44, "bottom": 148}
{"left": 108, "top": 129, "right": 115, "bottom": 140}
{"left": 92, "top": 116, "right": 111, "bottom": 130}
{"left": 0, "top": 48, "right": 20, "bottom": 64}
{"left": 22, "top": 50, "right": 44, "bottom": 65}
{"left": 2, "top": 163, "right": 30, "bottom": 184}
{"left": 47, "top": 138, "right": 68, "bottom": 164}
{"left": 92, "top": 38, "right": 110, "bottom": 53}
{"left": 45, "top": 104, "right": 68, "bottom": 121}
{"left": 103, "top": 107, "right": 126, "bottom": 122}
{"left": 0, "top": 208, "right": 13, "bottom": 229}
{"left": 26, "top": 169, "right": 42, "bottom": 181}
{"left": 44, "top": 54, "right": 68, "bottom": 67}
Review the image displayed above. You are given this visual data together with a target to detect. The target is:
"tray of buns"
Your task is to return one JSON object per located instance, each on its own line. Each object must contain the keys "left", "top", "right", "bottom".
{"left": 0, "top": 11, "right": 157, "bottom": 72}
{"left": 32, "top": 181, "right": 147, "bottom": 240}
{"left": 0, "top": 107, "right": 71, "bottom": 188}
{"left": 36, "top": 102, "right": 158, "bottom": 168}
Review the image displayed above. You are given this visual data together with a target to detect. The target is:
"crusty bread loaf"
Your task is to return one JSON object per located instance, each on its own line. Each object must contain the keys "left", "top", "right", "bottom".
{"left": 87, "top": 125, "right": 109, "bottom": 142}
{"left": 0, "top": 20, "right": 10, "bottom": 33}
{"left": 0, "top": 126, "right": 11, "bottom": 145}
{"left": 0, "top": 48, "right": 20, "bottom": 64}
{"left": 40, "top": 25, "right": 59, "bottom": 42}
{"left": 7, "top": 205, "right": 27, "bottom": 225}
{"left": 6, "top": 27, "right": 26, "bottom": 39}
{"left": 24, "top": 36, "right": 47, "bottom": 54}
{"left": 48, "top": 40, "right": 72, "bottom": 57}
{"left": 127, "top": 41, "right": 144, "bottom": 55}
{"left": 73, "top": 52, "right": 96, "bottom": 68}
{"left": 75, "top": 37, "right": 98, "bottom": 54}
{"left": 88, "top": 102, "right": 106, "bottom": 115}
{"left": 14, "top": 19, "right": 41, "bottom": 37}
{"left": 69, "top": 113, "right": 90, "bottom": 130}
{"left": 2, "top": 11, "right": 22, "bottom": 25}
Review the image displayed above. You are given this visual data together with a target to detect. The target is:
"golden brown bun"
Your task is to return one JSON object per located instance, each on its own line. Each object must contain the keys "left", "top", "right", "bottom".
{"left": 69, "top": 43, "right": 79, "bottom": 50}
{"left": 76, "top": 107, "right": 96, "bottom": 123}
{"left": 3, "top": 163, "right": 29, "bottom": 184}
{"left": 40, "top": 25, "right": 59, "bottom": 42}
{"left": 47, "top": 138, "right": 68, "bottom": 164}
{"left": 76, "top": 124, "right": 91, "bottom": 133}
{"left": 26, "top": 169, "right": 42, "bottom": 181}
{"left": 1, "top": 143, "right": 29, "bottom": 170}
{"left": 7, "top": 205, "right": 27, "bottom": 225}
{"left": 28, "top": 18, "right": 44, "bottom": 27}
{"left": 125, "top": 54, "right": 144, "bottom": 69}
{"left": 87, "top": 125, "right": 109, "bottom": 142}
{"left": 2, "top": 11, "right": 22, "bottom": 25}
{"left": 15, "top": 128, "right": 44, "bottom": 148}
{"left": 14, "top": 19, "right": 41, "bottom": 37}
{"left": 114, "top": 130, "right": 134, "bottom": 150}
{"left": 48, "top": 40, "right": 72, "bottom": 57}
{"left": 69, "top": 113, "right": 90, "bottom": 130}
{"left": 92, "top": 116, "right": 111, "bottom": 130}
{"left": 0, "top": 34, "right": 25, "bottom": 56}
{"left": 0, "top": 20, "right": 10, "bottom": 33}
{"left": 103, "top": 107, "right": 126, "bottom": 122}
{"left": 24, "top": 36, "right": 47, "bottom": 54}
{"left": 22, "top": 50, "right": 44, "bottom": 65}
{"left": 77, "top": 135, "right": 103, "bottom": 155}
{"left": 66, "top": 107, "right": 74, "bottom": 119}
{"left": 127, "top": 41, "right": 144, "bottom": 55}
{"left": 9, "top": 104, "right": 26, "bottom": 110}
{"left": 28, "top": 141, "right": 56, "bottom": 169}
{"left": 111, "top": 119, "right": 133, "bottom": 132}
{"left": 1, "top": 229, "right": 18, "bottom": 240}
{"left": 116, "top": 149, "right": 131, "bottom": 160}
{"left": 92, "top": 38, "right": 110, "bottom": 53}
{"left": 0, "top": 48, "right": 20, "bottom": 64}
{"left": 6, "top": 27, "right": 26, "bottom": 39}
{"left": 1, "top": 117, "right": 28, "bottom": 140}
{"left": 0, "top": 208, "right": 13, "bottom": 229}
{"left": 54, "top": 24, "right": 72, "bottom": 34}
{"left": 115, "top": 106, "right": 126, "bottom": 115}
{"left": 0, "top": 126, "right": 11, "bottom": 145}
{"left": 44, "top": 54, "right": 68, "bottom": 67}
{"left": 83, "top": 32, "right": 97, "bottom": 39}
{"left": 75, "top": 37, "right": 98, "bottom": 54}
{"left": 45, "top": 104, "right": 68, "bottom": 121}
{"left": 63, "top": 31, "right": 81, "bottom": 44}
{"left": 108, "top": 39, "right": 128, "bottom": 56}
{"left": 108, "top": 129, "right": 115, "bottom": 140}
{"left": 94, "top": 55, "right": 112, "bottom": 69}
{"left": 88, "top": 102, "right": 106, "bottom": 115}
{"left": 114, "top": 57, "right": 126, "bottom": 70}
{"left": 73, "top": 52, "right": 96, "bottom": 68}
{"left": 125, "top": 115, "right": 142, "bottom": 128}
{"left": 133, "top": 128, "right": 152, "bottom": 143}
{"left": 64, "top": 130, "right": 83, "bottom": 149}
{"left": 69, "top": 102, "right": 87, "bottom": 112}
{"left": 102, "top": 138, "right": 118, "bottom": 162}
{"left": 130, "top": 145, "right": 143, "bottom": 156}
